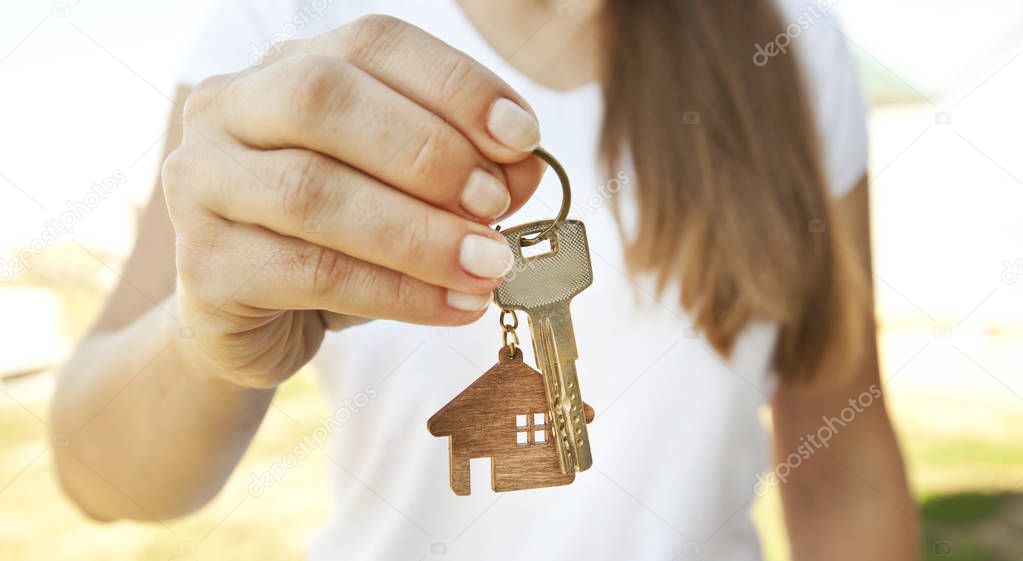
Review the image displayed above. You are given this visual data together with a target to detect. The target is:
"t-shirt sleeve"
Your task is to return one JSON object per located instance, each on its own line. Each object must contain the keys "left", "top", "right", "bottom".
{"left": 790, "top": 12, "right": 869, "bottom": 199}
{"left": 177, "top": 0, "right": 294, "bottom": 87}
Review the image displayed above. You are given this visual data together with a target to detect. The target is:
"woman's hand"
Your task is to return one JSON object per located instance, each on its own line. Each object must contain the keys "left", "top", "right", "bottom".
{"left": 162, "top": 15, "right": 545, "bottom": 389}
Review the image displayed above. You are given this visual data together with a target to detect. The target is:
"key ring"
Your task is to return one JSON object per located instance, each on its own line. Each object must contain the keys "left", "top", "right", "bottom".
{"left": 519, "top": 147, "right": 572, "bottom": 247}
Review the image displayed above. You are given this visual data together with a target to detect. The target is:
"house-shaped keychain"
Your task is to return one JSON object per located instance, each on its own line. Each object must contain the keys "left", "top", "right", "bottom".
{"left": 428, "top": 349, "right": 594, "bottom": 495}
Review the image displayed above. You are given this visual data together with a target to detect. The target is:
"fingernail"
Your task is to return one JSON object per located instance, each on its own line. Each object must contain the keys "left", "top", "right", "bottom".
{"left": 447, "top": 290, "right": 491, "bottom": 312}
{"left": 460, "top": 169, "right": 511, "bottom": 219}
{"left": 487, "top": 98, "right": 540, "bottom": 151}
{"left": 460, "top": 234, "right": 514, "bottom": 278}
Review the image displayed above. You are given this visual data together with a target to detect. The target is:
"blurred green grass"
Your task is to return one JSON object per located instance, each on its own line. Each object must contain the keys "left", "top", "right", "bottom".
{"left": 753, "top": 372, "right": 1023, "bottom": 561}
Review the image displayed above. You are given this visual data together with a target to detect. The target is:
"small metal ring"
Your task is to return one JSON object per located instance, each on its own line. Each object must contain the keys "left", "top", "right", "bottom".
{"left": 503, "top": 331, "right": 519, "bottom": 356}
{"left": 499, "top": 308, "right": 519, "bottom": 330}
{"left": 520, "top": 147, "right": 572, "bottom": 247}
{"left": 500, "top": 308, "right": 519, "bottom": 357}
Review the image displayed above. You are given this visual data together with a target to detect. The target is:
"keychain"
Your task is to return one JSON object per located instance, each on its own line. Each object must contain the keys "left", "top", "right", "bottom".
{"left": 428, "top": 148, "right": 596, "bottom": 495}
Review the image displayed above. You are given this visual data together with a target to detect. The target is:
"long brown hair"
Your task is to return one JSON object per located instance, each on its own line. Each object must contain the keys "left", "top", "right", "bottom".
{"left": 600, "top": 0, "right": 868, "bottom": 383}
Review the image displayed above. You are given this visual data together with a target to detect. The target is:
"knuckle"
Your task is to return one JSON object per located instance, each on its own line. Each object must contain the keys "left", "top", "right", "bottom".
{"left": 435, "top": 55, "right": 478, "bottom": 104}
{"left": 258, "top": 38, "right": 300, "bottom": 66}
{"left": 397, "top": 210, "right": 435, "bottom": 264}
{"left": 295, "top": 244, "right": 351, "bottom": 298}
{"left": 183, "top": 73, "right": 231, "bottom": 119}
{"left": 160, "top": 148, "right": 187, "bottom": 191}
{"left": 161, "top": 146, "right": 197, "bottom": 209}
{"left": 389, "top": 272, "right": 421, "bottom": 315}
{"left": 342, "top": 14, "right": 403, "bottom": 58}
{"left": 276, "top": 153, "right": 334, "bottom": 220}
{"left": 285, "top": 56, "right": 354, "bottom": 121}
{"left": 407, "top": 126, "right": 451, "bottom": 184}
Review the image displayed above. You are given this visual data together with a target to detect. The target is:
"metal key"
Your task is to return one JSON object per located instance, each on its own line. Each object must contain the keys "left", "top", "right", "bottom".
{"left": 494, "top": 219, "right": 594, "bottom": 474}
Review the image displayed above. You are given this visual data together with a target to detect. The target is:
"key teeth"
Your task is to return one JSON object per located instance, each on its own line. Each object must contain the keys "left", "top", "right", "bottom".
{"left": 538, "top": 320, "right": 591, "bottom": 476}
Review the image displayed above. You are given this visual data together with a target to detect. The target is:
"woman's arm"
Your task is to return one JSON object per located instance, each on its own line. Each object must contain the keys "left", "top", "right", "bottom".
{"left": 772, "top": 176, "right": 921, "bottom": 560}
{"left": 52, "top": 87, "right": 278, "bottom": 521}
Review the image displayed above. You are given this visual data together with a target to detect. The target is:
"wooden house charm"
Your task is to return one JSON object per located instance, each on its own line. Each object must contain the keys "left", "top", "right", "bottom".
{"left": 428, "top": 349, "right": 594, "bottom": 495}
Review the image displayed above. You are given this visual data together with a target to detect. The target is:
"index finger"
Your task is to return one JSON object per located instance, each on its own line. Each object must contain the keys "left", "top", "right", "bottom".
{"left": 282, "top": 14, "right": 542, "bottom": 164}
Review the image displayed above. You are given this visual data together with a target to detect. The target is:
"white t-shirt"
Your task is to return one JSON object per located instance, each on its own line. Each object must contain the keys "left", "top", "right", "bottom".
{"left": 179, "top": 2, "right": 867, "bottom": 560}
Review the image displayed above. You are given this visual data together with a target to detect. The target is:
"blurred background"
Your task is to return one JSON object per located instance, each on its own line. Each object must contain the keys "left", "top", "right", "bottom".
{"left": 1, "top": 1, "right": 1021, "bottom": 559}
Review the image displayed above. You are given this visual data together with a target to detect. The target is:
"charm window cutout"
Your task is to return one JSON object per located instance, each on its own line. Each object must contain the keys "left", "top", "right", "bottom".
{"left": 514, "top": 412, "right": 548, "bottom": 446}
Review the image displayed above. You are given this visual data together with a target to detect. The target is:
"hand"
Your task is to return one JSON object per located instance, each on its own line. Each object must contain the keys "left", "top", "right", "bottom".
{"left": 162, "top": 15, "right": 545, "bottom": 388}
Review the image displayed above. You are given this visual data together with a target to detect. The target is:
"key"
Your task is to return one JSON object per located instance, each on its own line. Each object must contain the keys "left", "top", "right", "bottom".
{"left": 494, "top": 219, "right": 594, "bottom": 474}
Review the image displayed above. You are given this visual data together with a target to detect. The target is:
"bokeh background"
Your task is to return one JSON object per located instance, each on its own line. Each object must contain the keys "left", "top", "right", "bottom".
{"left": 2, "top": 1, "right": 1022, "bottom": 559}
